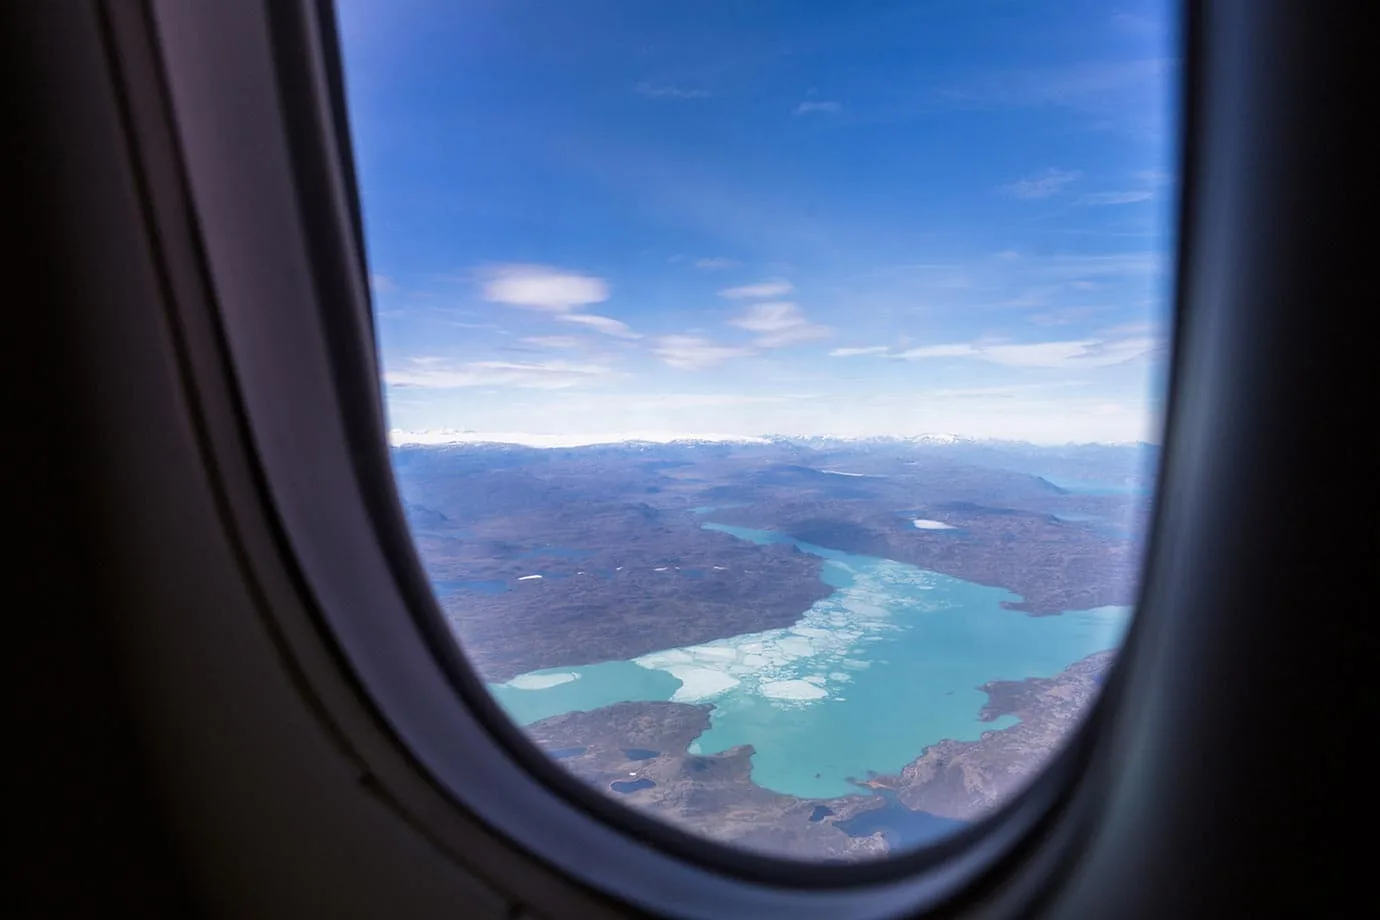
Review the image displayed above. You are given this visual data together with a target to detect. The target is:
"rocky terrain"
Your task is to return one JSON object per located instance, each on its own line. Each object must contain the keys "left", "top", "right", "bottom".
{"left": 521, "top": 651, "right": 1116, "bottom": 858}
{"left": 525, "top": 701, "right": 889, "bottom": 860}
{"left": 391, "top": 440, "right": 1151, "bottom": 680}
{"left": 866, "top": 650, "right": 1116, "bottom": 820}
{"left": 709, "top": 498, "right": 1140, "bottom": 613}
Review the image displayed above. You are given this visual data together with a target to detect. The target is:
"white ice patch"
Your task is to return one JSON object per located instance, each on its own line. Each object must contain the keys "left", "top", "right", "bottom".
{"left": 505, "top": 671, "right": 580, "bottom": 690}
{"left": 629, "top": 554, "right": 931, "bottom": 709}
{"left": 664, "top": 667, "right": 741, "bottom": 702}
{"left": 517, "top": 574, "right": 544, "bottom": 581}
{"left": 913, "top": 519, "right": 956, "bottom": 530}
{"left": 761, "top": 679, "right": 829, "bottom": 700}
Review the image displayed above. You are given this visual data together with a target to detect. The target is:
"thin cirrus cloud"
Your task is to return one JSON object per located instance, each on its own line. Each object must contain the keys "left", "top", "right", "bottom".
{"left": 904, "top": 337, "right": 1159, "bottom": 368}
{"left": 946, "top": 59, "right": 1170, "bottom": 112}
{"left": 694, "top": 257, "right": 741, "bottom": 270}
{"left": 384, "top": 357, "right": 617, "bottom": 390}
{"left": 634, "top": 81, "right": 711, "bottom": 100}
{"left": 554, "top": 312, "right": 642, "bottom": 339}
{"left": 1001, "top": 167, "right": 1080, "bottom": 200}
{"left": 1080, "top": 190, "right": 1154, "bottom": 205}
{"left": 718, "top": 278, "right": 794, "bottom": 299}
{"left": 652, "top": 335, "right": 756, "bottom": 370}
{"left": 521, "top": 336, "right": 582, "bottom": 349}
{"left": 794, "top": 100, "right": 842, "bottom": 115}
{"left": 729, "top": 302, "right": 831, "bottom": 347}
{"left": 830, "top": 334, "right": 1159, "bottom": 368}
{"left": 828, "top": 345, "right": 892, "bottom": 357}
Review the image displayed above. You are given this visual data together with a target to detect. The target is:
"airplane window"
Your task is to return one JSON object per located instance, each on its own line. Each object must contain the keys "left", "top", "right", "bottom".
{"left": 335, "top": 0, "right": 1177, "bottom": 861}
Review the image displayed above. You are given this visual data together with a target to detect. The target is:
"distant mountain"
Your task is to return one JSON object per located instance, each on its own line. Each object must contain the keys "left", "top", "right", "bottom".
{"left": 389, "top": 429, "right": 1159, "bottom": 452}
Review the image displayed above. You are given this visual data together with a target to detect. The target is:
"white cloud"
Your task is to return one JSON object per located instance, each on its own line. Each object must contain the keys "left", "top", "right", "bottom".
{"left": 718, "top": 278, "right": 794, "bottom": 299}
{"left": 521, "top": 336, "right": 581, "bottom": 349}
{"left": 794, "top": 100, "right": 842, "bottom": 115}
{"left": 370, "top": 273, "right": 397, "bottom": 294}
{"left": 635, "top": 82, "right": 710, "bottom": 100}
{"left": 728, "top": 302, "right": 803, "bottom": 333}
{"left": 829, "top": 346, "right": 891, "bottom": 357}
{"left": 728, "top": 302, "right": 830, "bottom": 347}
{"left": 481, "top": 264, "right": 609, "bottom": 312}
{"left": 554, "top": 313, "right": 641, "bottom": 339}
{"left": 1081, "top": 190, "right": 1154, "bottom": 205}
{"left": 384, "top": 358, "right": 615, "bottom": 389}
{"left": 652, "top": 335, "right": 755, "bottom": 369}
{"left": 694, "top": 257, "right": 740, "bottom": 270}
{"left": 1002, "top": 168, "right": 1080, "bottom": 200}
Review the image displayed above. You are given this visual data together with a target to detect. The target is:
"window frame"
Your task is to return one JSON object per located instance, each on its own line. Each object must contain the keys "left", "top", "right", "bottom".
{"left": 134, "top": 0, "right": 1192, "bottom": 915}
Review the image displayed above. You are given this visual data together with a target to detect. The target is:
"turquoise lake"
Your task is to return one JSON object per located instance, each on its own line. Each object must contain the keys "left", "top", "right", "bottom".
{"left": 488, "top": 523, "right": 1132, "bottom": 799}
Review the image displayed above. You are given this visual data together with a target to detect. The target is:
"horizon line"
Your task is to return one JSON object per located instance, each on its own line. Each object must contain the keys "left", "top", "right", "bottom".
{"left": 386, "top": 428, "right": 1160, "bottom": 450}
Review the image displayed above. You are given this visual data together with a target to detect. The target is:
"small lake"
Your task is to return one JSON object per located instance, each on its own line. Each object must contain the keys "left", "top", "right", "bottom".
{"left": 836, "top": 791, "right": 967, "bottom": 849}
{"left": 488, "top": 524, "right": 1131, "bottom": 799}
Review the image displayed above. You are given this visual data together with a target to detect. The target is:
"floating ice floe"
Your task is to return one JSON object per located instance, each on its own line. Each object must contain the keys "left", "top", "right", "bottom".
{"left": 506, "top": 671, "right": 580, "bottom": 690}
{"left": 517, "top": 574, "right": 544, "bottom": 581}
{"left": 665, "top": 667, "right": 741, "bottom": 702}
{"left": 913, "top": 519, "right": 956, "bottom": 530}
{"left": 761, "top": 679, "right": 829, "bottom": 700}
{"left": 630, "top": 556, "right": 931, "bottom": 708}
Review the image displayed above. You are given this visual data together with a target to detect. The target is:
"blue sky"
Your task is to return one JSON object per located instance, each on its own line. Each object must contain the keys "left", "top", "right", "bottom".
{"left": 337, "top": 0, "right": 1178, "bottom": 445}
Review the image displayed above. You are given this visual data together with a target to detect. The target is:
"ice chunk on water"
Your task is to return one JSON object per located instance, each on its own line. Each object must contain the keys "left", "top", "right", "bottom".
{"left": 505, "top": 671, "right": 580, "bottom": 690}
{"left": 667, "top": 667, "right": 741, "bottom": 702}
{"left": 761, "top": 679, "right": 829, "bottom": 701}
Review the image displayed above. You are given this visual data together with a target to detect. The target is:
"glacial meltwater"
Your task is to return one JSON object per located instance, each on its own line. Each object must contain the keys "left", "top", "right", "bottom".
{"left": 488, "top": 523, "right": 1131, "bottom": 799}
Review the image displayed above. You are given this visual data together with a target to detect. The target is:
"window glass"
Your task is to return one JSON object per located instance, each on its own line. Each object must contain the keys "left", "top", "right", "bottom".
{"left": 337, "top": 0, "right": 1177, "bottom": 861}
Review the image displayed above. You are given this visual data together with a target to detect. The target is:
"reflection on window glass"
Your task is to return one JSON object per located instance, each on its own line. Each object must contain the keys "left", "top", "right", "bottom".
{"left": 337, "top": 0, "right": 1176, "bottom": 860}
